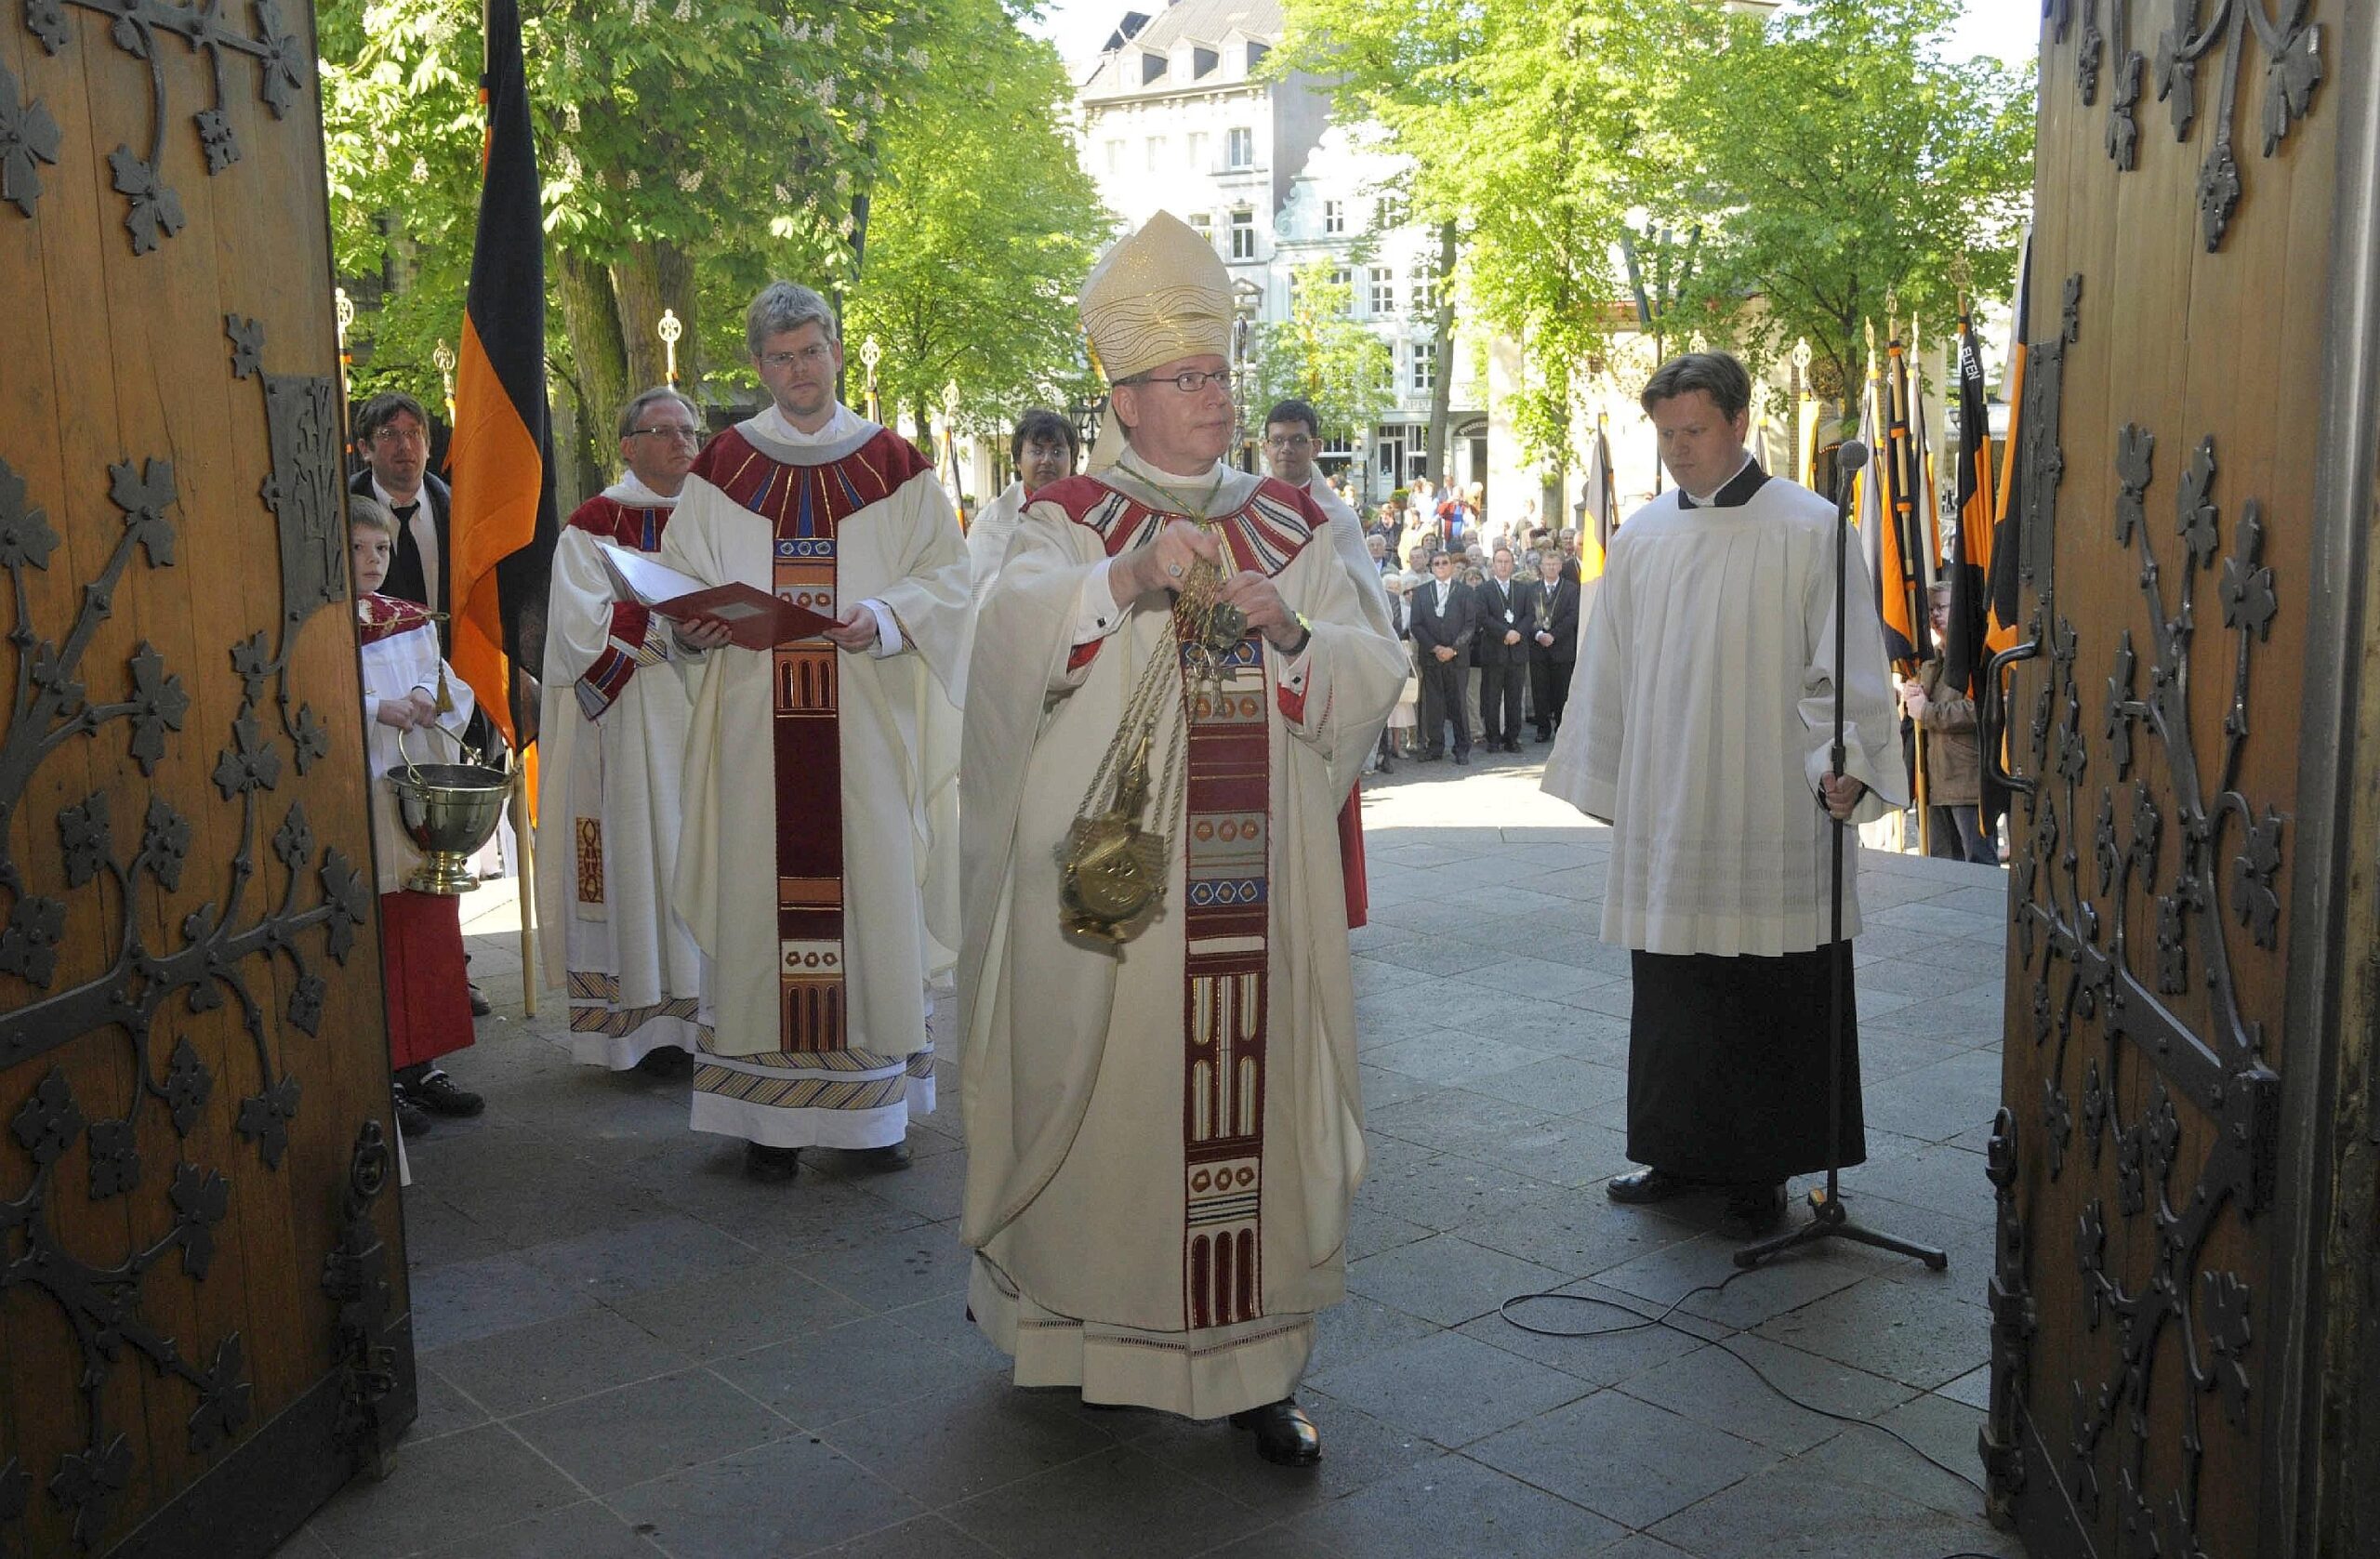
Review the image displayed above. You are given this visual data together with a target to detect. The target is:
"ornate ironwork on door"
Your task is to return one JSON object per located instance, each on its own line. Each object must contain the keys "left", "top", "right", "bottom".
{"left": 2049, "top": 0, "right": 2326, "bottom": 250}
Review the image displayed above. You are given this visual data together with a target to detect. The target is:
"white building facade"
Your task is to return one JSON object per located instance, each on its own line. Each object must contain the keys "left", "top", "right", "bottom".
{"left": 1072, "top": 0, "right": 1488, "bottom": 509}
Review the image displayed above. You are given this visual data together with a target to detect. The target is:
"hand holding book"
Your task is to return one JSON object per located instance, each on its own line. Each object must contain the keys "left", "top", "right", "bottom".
{"left": 594, "top": 541, "right": 837, "bottom": 652}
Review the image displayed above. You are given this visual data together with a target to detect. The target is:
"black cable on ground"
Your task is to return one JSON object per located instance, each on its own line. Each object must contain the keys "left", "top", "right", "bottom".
{"left": 1496, "top": 1266, "right": 1990, "bottom": 1501}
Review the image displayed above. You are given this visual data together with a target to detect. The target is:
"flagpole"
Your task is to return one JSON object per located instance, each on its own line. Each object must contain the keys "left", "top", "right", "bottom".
{"left": 1885, "top": 324, "right": 1930, "bottom": 857}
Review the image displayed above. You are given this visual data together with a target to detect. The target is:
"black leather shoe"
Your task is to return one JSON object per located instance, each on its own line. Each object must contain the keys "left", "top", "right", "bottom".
{"left": 1230, "top": 1398, "right": 1321, "bottom": 1466}
{"left": 636, "top": 1046, "right": 694, "bottom": 1079}
{"left": 1606, "top": 1167, "right": 1699, "bottom": 1204}
{"left": 393, "top": 1091, "right": 430, "bottom": 1140}
{"left": 1378, "top": 757, "right": 1395, "bottom": 773}
{"left": 1503, "top": 739, "right": 1522, "bottom": 754}
{"left": 848, "top": 1142, "right": 912, "bottom": 1172}
{"left": 468, "top": 983, "right": 492, "bottom": 1017}
{"left": 745, "top": 1143, "right": 800, "bottom": 1181}
{"left": 1726, "top": 1181, "right": 1788, "bottom": 1225}
{"left": 1453, "top": 752, "right": 1470, "bottom": 766}
{"left": 1418, "top": 750, "right": 1442, "bottom": 762}
{"left": 411, "top": 1069, "right": 484, "bottom": 1117}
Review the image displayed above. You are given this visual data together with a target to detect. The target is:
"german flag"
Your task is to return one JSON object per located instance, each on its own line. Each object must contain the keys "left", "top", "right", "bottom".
{"left": 1941, "top": 311, "right": 1996, "bottom": 697}
{"left": 446, "top": 0, "right": 557, "bottom": 751}
{"left": 1577, "top": 416, "right": 1617, "bottom": 582}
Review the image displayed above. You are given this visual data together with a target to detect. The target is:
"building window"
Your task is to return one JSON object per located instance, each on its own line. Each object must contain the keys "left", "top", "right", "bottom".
{"left": 1186, "top": 131, "right": 1207, "bottom": 169}
{"left": 1412, "top": 339, "right": 1437, "bottom": 393}
{"left": 1229, "top": 207, "right": 1257, "bottom": 260}
{"left": 1368, "top": 266, "right": 1395, "bottom": 317}
{"left": 1146, "top": 136, "right": 1167, "bottom": 172}
{"left": 1227, "top": 126, "right": 1254, "bottom": 168}
{"left": 1410, "top": 258, "right": 1440, "bottom": 316}
{"left": 1330, "top": 265, "right": 1354, "bottom": 314}
{"left": 1105, "top": 140, "right": 1123, "bottom": 175}
{"left": 1322, "top": 434, "right": 1355, "bottom": 456}
{"left": 1193, "top": 46, "right": 1218, "bottom": 78}
{"left": 1188, "top": 211, "right": 1213, "bottom": 247}
{"left": 1324, "top": 200, "right": 1344, "bottom": 235}
{"left": 1377, "top": 194, "right": 1408, "bottom": 230}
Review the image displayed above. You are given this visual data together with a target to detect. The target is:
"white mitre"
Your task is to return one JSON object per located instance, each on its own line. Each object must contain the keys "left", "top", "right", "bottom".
{"left": 1078, "top": 211, "right": 1234, "bottom": 471}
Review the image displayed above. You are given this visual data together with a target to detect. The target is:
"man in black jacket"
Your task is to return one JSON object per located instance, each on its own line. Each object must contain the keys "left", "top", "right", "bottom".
{"left": 1408, "top": 549, "right": 1476, "bottom": 764}
{"left": 1473, "top": 546, "right": 1528, "bottom": 753}
{"left": 1521, "top": 548, "right": 1580, "bottom": 741}
{"left": 350, "top": 392, "right": 454, "bottom": 647}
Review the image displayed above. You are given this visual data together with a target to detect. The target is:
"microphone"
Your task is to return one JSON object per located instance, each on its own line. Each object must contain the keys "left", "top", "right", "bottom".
{"left": 1836, "top": 438, "right": 1871, "bottom": 472}
{"left": 1831, "top": 439, "right": 1868, "bottom": 519}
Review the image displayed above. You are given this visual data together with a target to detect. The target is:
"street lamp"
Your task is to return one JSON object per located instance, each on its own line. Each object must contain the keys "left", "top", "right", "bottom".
{"left": 433, "top": 338, "right": 457, "bottom": 425}
{"left": 941, "top": 378, "right": 962, "bottom": 505}
{"left": 1791, "top": 337, "right": 1812, "bottom": 487}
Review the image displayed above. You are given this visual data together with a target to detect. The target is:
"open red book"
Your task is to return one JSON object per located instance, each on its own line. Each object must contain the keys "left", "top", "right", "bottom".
{"left": 594, "top": 541, "right": 837, "bottom": 652}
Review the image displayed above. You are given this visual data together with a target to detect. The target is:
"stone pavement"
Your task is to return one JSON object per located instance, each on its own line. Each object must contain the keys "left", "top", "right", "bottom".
{"left": 285, "top": 748, "right": 2022, "bottom": 1559}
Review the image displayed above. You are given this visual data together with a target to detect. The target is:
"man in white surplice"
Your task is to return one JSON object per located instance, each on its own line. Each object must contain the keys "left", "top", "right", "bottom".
{"left": 536, "top": 387, "right": 703, "bottom": 1075}
{"left": 959, "top": 214, "right": 1406, "bottom": 1467}
{"left": 1541, "top": 351, "right": 1907, "bottom": 1227}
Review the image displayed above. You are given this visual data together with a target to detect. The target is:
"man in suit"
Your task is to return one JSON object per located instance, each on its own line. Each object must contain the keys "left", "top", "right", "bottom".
{"left": 1474, "top": 546, "right": 1528, "bottom": 753}
{"left": 350, "top": 392, "right": 453, "bottom": 647}
{"left": 1521, "top": 545, "right": 1580, "bottom": 741}
{"left": 1408, "top": 548, "right": 1476, "bottom": 764}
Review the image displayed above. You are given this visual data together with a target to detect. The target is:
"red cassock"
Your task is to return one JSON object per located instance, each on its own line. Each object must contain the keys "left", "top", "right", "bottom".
{"left": 378, "top": 892, "right": 474, "bottom": 1069}
{"left": 1338, "top": 788, "right": 1367, "bottom": 929}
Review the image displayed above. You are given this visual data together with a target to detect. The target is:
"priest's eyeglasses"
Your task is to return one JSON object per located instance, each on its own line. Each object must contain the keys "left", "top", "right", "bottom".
{"left": 629, "top": 425, "right": 701, "bottom": 443}
{"left": 1117, "top": 368, "right": 1232, "bottom": 394}
{"left": 759, "top": 345, "right": 835, "bottom": 370}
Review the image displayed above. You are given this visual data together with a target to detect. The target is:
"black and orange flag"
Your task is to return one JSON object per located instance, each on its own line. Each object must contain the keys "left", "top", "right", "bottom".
{"left": 1941, "top": 311, "right": 1996, "bottom": 696}
{"left": 1984, "top": 231, "right": 2033, "bottom": 662}
{"left": 1875, "top": 331, "right": 1928, "bottom": 667}
{"left": 446, "top": 0, "right": 558, "bottom": 750}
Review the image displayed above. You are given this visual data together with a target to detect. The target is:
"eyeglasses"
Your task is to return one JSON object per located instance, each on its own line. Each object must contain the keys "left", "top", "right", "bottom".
{"left": 758, "top": 344, "right": 835, "bottom": 371}
{"left": 370, "top": 426, "right": 428, "bottom": 448}
{"left": 629, "top": 426, "right": 701, "bottom": 443}
{"left": 1264, "top": 433, "right": 1315, "bottom": 451}
{"left": 1117, "top": 368, "right": 1231, "bottom": 395}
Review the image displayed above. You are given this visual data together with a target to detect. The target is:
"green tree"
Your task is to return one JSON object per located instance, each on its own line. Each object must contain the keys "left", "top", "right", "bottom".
{"left": 319, "top": 0, "right": 1005, "bottom": 496}
{"left": 1654, "top": 0, "right": 2034, "bottom": 425}
{"left": 840, "top": 17, "right": 1109, "bottom": 450}
{"left": 1249, "top": 262, "right": 1394, "bottom": 442}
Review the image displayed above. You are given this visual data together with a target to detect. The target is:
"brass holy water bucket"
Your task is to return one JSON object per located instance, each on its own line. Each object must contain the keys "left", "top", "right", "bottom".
{"left": 384, "top": 726, "right": 510, "bottom": 895}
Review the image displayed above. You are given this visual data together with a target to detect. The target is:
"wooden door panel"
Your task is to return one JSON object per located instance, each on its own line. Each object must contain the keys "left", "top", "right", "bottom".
{"left": 1984, "top": 7, "right": 2339, "bottom": 1559}
{"left": 0, "top": 4, "right": 412, "bottom": 1554}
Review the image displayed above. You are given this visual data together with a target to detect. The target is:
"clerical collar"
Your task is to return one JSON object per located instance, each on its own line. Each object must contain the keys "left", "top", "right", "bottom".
{"left": 603, "top": 470, "right": 681, "bottom": 508}
{"left": 754, "top": 401, "right": 865, "bottom": 448}
{"left": 1115, "top": 446, "right": 1225, "bottom": 492}
{"left": 1677, "top": 456, "right": 1768, "bottom": 510}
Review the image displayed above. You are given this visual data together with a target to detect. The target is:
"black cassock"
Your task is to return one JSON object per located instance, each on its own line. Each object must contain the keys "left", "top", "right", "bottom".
{"left": 1625, "top": 943, "right": 1866, "bottom": 1182}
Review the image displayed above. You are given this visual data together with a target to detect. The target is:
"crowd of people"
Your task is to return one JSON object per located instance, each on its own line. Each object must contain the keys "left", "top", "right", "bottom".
{"left": 350, "top": 210, "right": 1956, "bottom": 1471}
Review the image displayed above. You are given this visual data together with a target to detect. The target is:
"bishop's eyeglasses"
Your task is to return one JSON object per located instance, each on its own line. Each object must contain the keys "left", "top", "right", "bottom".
{"left": 1116, "top": 368, "right": 1232, "bottom": 394}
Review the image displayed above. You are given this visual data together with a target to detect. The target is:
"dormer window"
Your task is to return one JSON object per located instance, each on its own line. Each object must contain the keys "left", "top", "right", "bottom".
{"left": 1142, "top": 50, "right": 1167, "bottom": 85}
{"left": 1246, "top": 41, "right": 1270, "bottom": 72}
{"left": 1193, "top": 46, "right": 1218, "bottom": 79}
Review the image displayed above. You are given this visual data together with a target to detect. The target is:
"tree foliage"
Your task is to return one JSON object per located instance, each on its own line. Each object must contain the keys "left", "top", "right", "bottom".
{"left": 1249, "top": 262, "right": 1394, "bottom": 442}
{"left": 1658, "top": 0, "right": 2034, "bottom": 424}
{"left": 839, "top": 15, "right": 1109, "bottom": 445}
{"left": 319, "top": 0, "right": 1104, "bottom": 500}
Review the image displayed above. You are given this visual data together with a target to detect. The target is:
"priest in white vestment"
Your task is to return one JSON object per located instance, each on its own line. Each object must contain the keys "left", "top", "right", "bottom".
{"left": 964, "top": 409, "right": 1080, "bottom": 611}
{"left": 959, "top": 214, "right": 1407, "bottom": 1467}
{"left": 536, "top": 387, "right": 704, "bottom": 1074}
{"left": 665, "top": 283, "right": 968, "bottom": 1181}
{"left": 1541, "top": 351, "right": 1907, "bottom": 1226}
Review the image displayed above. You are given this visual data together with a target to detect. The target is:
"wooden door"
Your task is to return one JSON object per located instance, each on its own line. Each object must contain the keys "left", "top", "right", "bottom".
{"left": 1979, "top": 4, "right": 2378, "bottom": 1556}
{"left": 0, "top": 3, "right": 414, "bottom": 1554}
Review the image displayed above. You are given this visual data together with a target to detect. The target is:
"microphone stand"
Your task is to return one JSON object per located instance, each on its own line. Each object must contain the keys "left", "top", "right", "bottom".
{"left": 1735, "top": 440, "right": 1948, "bottom": 1275}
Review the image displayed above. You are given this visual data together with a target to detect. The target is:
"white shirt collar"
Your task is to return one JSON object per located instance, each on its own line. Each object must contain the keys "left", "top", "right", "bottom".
{"left": 371, "top": 476, "right": 425, "bottom": 513}
{"left": 753, "top": 401, "right": 866, "bottom": 447}
{"left": 1116, "top": 445, "right": 1227, "bottom": 492}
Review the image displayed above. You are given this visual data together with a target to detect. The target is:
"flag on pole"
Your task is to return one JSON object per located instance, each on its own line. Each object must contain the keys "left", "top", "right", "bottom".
{"left": 446, "top": 0, "right": 558, "bottom": 751}
{"left": 1853, "top": 349, "right": 1884, "bottom": 605}
{"left": 1941, "top": 310, "right": 1997, "bottom": 696}
{"left": 1875, "top": 332, "right": 1927, "bottom": 667}
{"left": 1577, "top": 416, "right": 1617, "bottom": 581}
{"left": 1984, "top": 230, "right": 2033, "bottom": 659}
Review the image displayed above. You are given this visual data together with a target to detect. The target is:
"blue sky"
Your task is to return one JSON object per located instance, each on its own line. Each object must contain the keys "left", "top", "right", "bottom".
{"left": 1023, "top": 2, "right": 2042, "bottom": 68}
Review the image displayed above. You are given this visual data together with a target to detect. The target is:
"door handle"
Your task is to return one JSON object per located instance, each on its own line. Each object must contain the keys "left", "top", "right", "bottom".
{"left": 1980, "top": 639, "right": 2041, "bottom": 797}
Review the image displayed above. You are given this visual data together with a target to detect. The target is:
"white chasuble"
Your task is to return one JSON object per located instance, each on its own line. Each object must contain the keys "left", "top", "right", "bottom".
{"left": 665, "top": 411, "right": 967, "bottom": 1146}
{"left": 1541, "top": 469, "right": 1909, "bottom": 957}
{"left": 536, "top": 482, "right": 703, "bottom": 1068}
{"left": 958, "top": 464, "right": 1406, "bottom": 1418}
